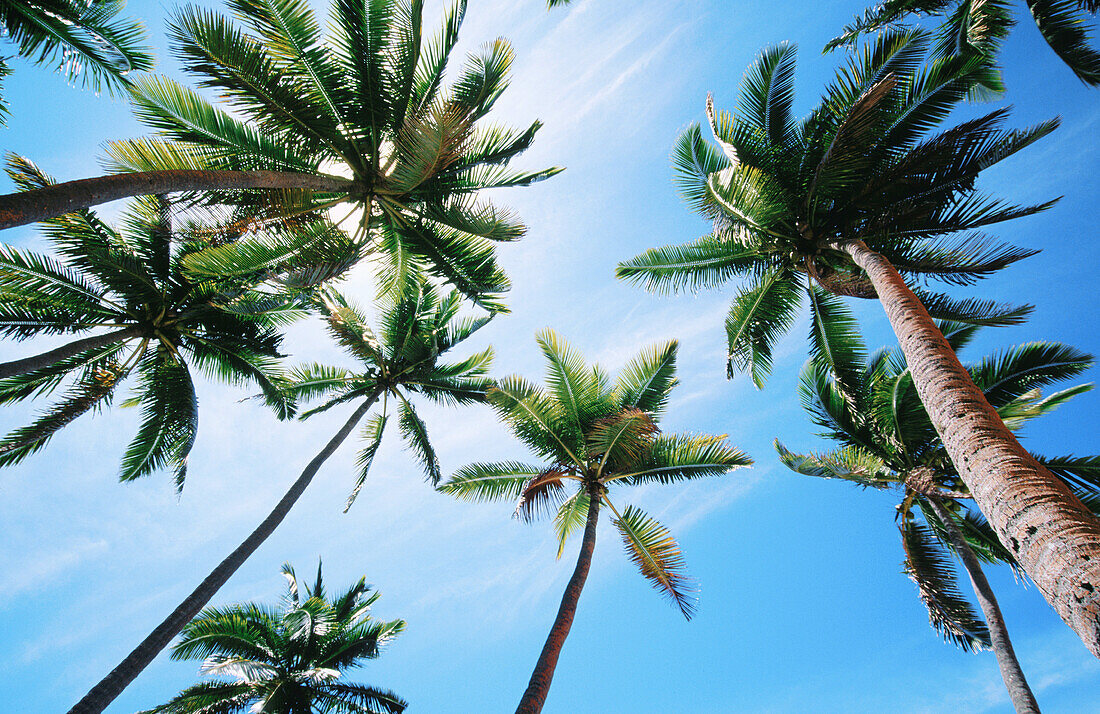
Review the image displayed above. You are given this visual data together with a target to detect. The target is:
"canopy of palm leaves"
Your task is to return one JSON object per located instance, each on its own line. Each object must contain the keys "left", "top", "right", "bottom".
{"left": 0, "top": 0, "right": 153, "bottom": 122}
{"left": 141, "top": 562, "right": 407, "bottom": 714}
{"left": 0, "top": 157, "right": 293, "bottom": 489}
{"left": 825, "top": 0, "right": 1100, "bottom": 88}
{"left": 617, "top": 31, "right": 1053, "bottom": 387}
{"left": 108, "top": 0, "right": 560, "bottom": 311}
{"left": 284, "top": 281, "right": 494, "bottom": 510}
{"left": 438, "top": 330, "right": 752, "bottom": 616}
{"left": 776, "top": 320, "right": 1099, "bottom": 649}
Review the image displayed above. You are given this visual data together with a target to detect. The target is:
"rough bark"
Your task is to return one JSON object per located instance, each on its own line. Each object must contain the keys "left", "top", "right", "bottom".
{"left": 0, "top": 326, "right": 142, "bottom": 379}
{"left": 928, "top": 496, "right": 1041, "bottom": 713}
{"left": 66, "top": 392, "right": 380, "bottom": 714}
{"left": 0, "top": 170, "right": 351, "bottom": 230}
{"left": 840, "top": 238, "right": 1100, "bottom": 658}
{"left": 515, "top": 489, "right": 601, "bottom": 714}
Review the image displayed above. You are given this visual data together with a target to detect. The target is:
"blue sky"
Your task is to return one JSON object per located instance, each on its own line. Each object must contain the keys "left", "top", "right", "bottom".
{"left": 1, "top": 0, "right": 1099, "bottom": 712}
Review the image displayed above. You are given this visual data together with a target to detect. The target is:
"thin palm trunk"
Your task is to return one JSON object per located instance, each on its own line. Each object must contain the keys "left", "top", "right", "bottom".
{"left": 0, "top": 326, "right": 142, "bottom": 379}
{"left": 66, "top": 391, "right": 381, "bottom": 714}
{"left": 840, "top": 238, "right": 1100, "bottom": 658}
{"left": 0, "top": 170, "right": 352, "bottom": 230}
{"left": 927, "top": 496, "right": 1041, "bottom": 713}
{"left": 515, "top": 490, "right": 601, "bottom": 714}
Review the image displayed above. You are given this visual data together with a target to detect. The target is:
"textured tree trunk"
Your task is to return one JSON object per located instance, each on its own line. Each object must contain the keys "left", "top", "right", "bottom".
{"left": 515, "top": 490, "right": 601, "bottom": 714}
{"left": 66, "top": 392, "right": 380, "bottom": 714}
{"left": 0, "top": 326, "right": 142, "bottom": 379}
{"left": 0, "top": 170, "right": 351, "bottom": 230}
{"left": 927, "top": 497, "right": 1041, "bottom": 713}
{"left": 840, "top": 238, "right": 1100, "bottom": 658}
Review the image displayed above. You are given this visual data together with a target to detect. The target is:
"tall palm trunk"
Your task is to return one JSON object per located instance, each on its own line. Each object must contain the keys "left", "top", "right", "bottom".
{"left": 0, "top": 326, "right": 142, "bottom": 379}
{"left": 927, "top": 496, "right": 1041, "bottom": 713}
{"left": 840, "top": 238, "right": 1100, "bottom": 658}
{"left": 67, "top": 391, "right": 381, "bottom": 714}
{"left": 515, "top": 490, "right": 602, "bottom": 714}
{"left": 0, "top": 170, "right": 352, "bottom": 230}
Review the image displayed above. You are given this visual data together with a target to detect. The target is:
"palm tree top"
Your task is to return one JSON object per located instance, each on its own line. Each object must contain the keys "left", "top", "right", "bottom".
{"left": 106, "top": 0, "right": 561, "bottom": 310}
{"left": 283, "top": 280, "right": 494, "bottom": 507}
{"left": 141, "top": 561, "right": 407, "bottom": 714}
{"left": 617, "top": 31, "right": 1052, "bottom": 386}
{"left": 439, "top": 330, "right": 752, "bottom": 616}
{"left": 776, "top": 320, "right": 1100, "bottom": 649}
{"left": 0, "top": 157, "right": 294, "bottom": 488}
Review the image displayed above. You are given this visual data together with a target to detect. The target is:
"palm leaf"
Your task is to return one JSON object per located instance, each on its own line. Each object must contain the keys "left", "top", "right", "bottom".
{"left": 612, "top": 504, "right": 697, "bottom": 618}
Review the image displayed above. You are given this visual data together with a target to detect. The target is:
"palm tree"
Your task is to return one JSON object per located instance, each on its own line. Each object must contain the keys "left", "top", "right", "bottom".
{"left": 439, "top": 330, "right": 751, "bottom": 713}
{"left": 141, "top": 562, "right": 407, "bottom": 714}
{"left": 0, "top": 0, "right": 153, "bottom": 123}
{"left": 616, "top": 33, "right": 1100, "bottom": 657}
{"left": 776, "top": 320, "right": 1099, "bottom": 713}
{"left": 0, "top": 157, "right": 292, "bottom": 487}
{"left": 0, "top": 0, "right": 560, "bottom": 309}
{"left": 825, "top": 0, "right": 1100, "bottom": 88}
{"left": 67, "top": 281, "right": 493, "bottom": 714}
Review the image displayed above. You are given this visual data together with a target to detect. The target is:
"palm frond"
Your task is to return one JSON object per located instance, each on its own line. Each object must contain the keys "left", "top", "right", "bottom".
{"left": 612, "top": 504, "right": 697, "bottom": 619}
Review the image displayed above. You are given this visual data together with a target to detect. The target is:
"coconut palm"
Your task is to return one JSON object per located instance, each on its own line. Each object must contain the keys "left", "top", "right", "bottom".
{"left": 439, "top": 331, "right": 751, "bottom": 713}
{"left": 0, "top": 157, "right": 294, "bottom": 487}
{"left": 0, "top": 0, "right": 153, "bottom": 123}
{"left": 776, "top": 321, "right": 1098, "bottom": 712}
{"left": 825, "top": 0, "right": 1100, "bottom": 88}
{"left": 141, "top": 562, "right": 407, "bottom": 714}
{"left": 0, "top": 0, "right": 560, "bottom": 310}
{"left": 67, "top": 281, "right": 493, "bottom": 714}
{"left": 616, "top": 33, "right": 1100, "bottom": 656}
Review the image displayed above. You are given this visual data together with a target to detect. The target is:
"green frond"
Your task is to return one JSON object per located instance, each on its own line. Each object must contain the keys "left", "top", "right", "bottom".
{"left": 807, "top": 284, "right": 867, "bottom": 397}
{"left": 969, "top": 341, "right": 1093, "bottom": 408}
{"left": 0, "top": 0, "right": 153, "bottom": 94}
{"left": 118, "top": 349, "right": 199, "bottom": 490}
{"left": 612, "top": 340, "right": 678, "bottom": 414}
{"left": 901, "top": 517, "right": 992, "bottom": 651}
{"left": 345, "top": 412, "right": 387, "bottom": 513}
{"left": 615, "top": 235, "right": 761, "bottom": 295}
{"left": 613, "top": 434, "right": 752, "bottom": 485}
{"left": 612, "top": 504, "right": 697, "bottom": 619}
{"left": 397, "top": 394, "right": 440, "bottom": 484}
{"left": 0, "top": 362, "right": 122, "bottom": 468}
{"left": 553, "top": 490, "right": 590, "bottom": 558}
{"left": 724, "top": 269, "right": 802, "bottom": 387}
{"left": 437, "top": 461, "right": 547, "bottom": 502}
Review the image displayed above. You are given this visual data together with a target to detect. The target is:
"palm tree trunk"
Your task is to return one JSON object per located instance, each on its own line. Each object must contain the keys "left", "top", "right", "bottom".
{"left": 516, "top": 490, "right": 601, "bottom": 714}
{"left": 66, "top": 391, "right": 381, "bottom": 714}
{"left": 927, "top": 496, "right": 1041, "bottom": 713}
{"left": 0, "top": 326, "right": 142, "bottom": 379}
{"left": 0, "top": 170, "right": 352, "bottom": 230}
{"left": 839, "top": 238, "right": 1100, "bottom": 658}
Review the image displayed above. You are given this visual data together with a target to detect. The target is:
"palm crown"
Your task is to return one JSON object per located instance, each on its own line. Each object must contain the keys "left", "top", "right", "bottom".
{"left": 777, "top": 321, "right": 1099, "bottom": 649}
{"left": 142, "top": 562, "right": 407, "bottom": 714}
{"left": 285, "top": 281, "right": 494, "bottom": 508}
{"left": 109, "top": 0, "right": 560, "bottom": 310}
{"left": 0, "top": 158, "right": 292, "bottom": 488}
{"left": 825, "top": 0, "right": 1100, "bottom": 88}
{"left": 617, "top": 31, "right": 1053, "bottom": 387}
{"left": 439, "top": 330, "right": 751, "bottom": 616}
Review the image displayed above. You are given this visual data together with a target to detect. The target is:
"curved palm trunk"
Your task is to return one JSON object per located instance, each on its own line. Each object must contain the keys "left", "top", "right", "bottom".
{"left": 840, "top": 238, "right": 1100, "bottom": 658}
{"left": 0, "top": 326, "right": 142, "bottom": 379}
{"left": 927, "top": 497, "right": 1041, "bottom": 713}
{"left": 0, "top": 170, "right": 352, "bottom": 230}
{"left": 515, "top": 491, "right": 601, "bottom": 714}
{"left": 66, "top": 392, "right": 380, "bottom": 714}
